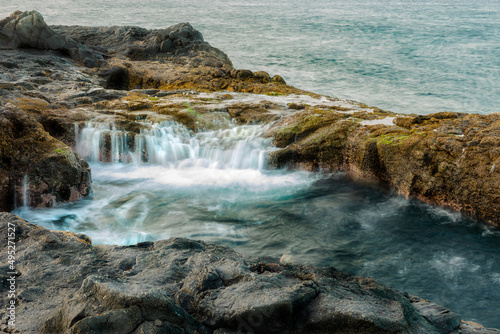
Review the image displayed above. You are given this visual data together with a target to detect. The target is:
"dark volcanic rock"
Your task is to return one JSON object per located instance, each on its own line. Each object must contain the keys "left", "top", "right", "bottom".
{"left": 0, "top": 104, "right": 91, "bottom": 211}
{"left": 4, "top": 212, "right": 498, "bottom": 334}
{"left": 51, "top": 22, "right": 229, "bottom": 67}
{"left": 0, "top": 10, "right": 104, "bottom": 67}
{"left": 410, "top": 298, "right": 461, "bottom": 333}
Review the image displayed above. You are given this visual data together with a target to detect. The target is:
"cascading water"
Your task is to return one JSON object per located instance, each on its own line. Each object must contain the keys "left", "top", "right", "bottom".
{"left": 22, "top": 174, "right": 29, "bottom": 207}
{"left": 76, "top": 121, "right": 268, "bottom": 170}
{"left": 27, "top": 120, "right": 315, "bottom": 246}
{"left": 12, "top": 120, "right": 500, "bottom": 328}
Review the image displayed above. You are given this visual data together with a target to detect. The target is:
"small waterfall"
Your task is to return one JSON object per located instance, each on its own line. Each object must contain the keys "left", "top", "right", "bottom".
{"left": 22, "top": 174, "right": 30, "bottom": 207}
{"left": 75, "top": 121, "right": 271, "bottom": 170}
{"left": 111, "top": 130, "right": 128, "bottom": 163}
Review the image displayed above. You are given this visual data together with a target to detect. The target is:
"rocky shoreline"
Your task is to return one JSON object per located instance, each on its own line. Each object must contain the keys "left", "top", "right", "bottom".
{"left": 1, "top": 10, "right": 499, "bottom": 333}
{"left": 1, "top": 212, "right": 498, "bottom": 334}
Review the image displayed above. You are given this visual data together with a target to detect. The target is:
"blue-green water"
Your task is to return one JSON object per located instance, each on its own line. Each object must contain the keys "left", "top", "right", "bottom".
{"left": 2, "top": 0, "right": 499, "bottom": 114}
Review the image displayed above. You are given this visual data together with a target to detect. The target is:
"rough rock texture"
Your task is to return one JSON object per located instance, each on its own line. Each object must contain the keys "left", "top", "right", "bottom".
{"left": 51, "top": 23, "right": 229, "bottom": 65}
{"left": 0, "top": 10, "right": 306, "bottom": 101}
{"left": 0, "top": 104, "right": 90, "bottom": 211}
{"left": 0, "top": 11, "right": 104, "bottom": 67}
{"left": 2, "top": 212, "right": 498, "bottom": 334}
{"left": 0, "top": 10, "right": 499, "bottom": 334}
{"left": 267, "top": 108, "right": 500, "bottom": 226}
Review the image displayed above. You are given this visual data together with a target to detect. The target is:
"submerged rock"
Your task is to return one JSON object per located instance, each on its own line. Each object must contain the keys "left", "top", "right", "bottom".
{"left": 2, "top": 212, "right": 498, "bottom": 333}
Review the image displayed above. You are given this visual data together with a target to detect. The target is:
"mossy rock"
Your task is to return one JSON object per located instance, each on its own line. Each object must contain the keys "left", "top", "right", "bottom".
{"left": 272, "top": 109, "right": 349, "bottom": 147}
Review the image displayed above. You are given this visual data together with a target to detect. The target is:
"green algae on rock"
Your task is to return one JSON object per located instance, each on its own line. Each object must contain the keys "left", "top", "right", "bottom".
{"left": 1, "top": 9, "right": 499, "bottom": 225}
{"left": 267, "top": 109, "right": 500, "bottom": 226}
{"left": 0, "top": 9, "right": 500, "bottom": 333}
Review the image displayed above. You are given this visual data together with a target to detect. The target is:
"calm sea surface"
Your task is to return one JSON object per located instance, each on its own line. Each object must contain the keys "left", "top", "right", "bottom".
{"left": 2, "top": 0, "right": 499, "bottom": 114}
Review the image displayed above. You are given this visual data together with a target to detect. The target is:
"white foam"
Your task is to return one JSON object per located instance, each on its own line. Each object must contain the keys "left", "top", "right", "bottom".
{"left": 76, "top": 121, "right": 271, "bottom": 170}
{"left": 97, "top": 164, "right": 315, "bottom": 192}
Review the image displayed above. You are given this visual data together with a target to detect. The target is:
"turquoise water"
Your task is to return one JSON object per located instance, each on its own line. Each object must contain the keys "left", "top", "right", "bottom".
{"left": 2, "top": 0, "right": 499, "bottom": 114}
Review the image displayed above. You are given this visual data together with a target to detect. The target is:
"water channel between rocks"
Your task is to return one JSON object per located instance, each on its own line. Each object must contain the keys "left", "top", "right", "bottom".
{"left": 14, "top": 119, "right": 500, "bottom": 328}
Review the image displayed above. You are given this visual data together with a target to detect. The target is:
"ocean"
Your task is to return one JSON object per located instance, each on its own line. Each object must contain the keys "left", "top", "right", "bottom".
{"left": 2, "top": 0, "right": 499, "bottom": 114}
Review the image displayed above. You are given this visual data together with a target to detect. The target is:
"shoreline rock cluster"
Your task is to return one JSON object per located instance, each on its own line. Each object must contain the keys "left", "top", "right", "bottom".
{"left": 0, "top": 10, "right": 296, "bottom": 211}
{"left": 0, "top": 10, "right": 499, "bottom": 333}
{"left": 1, "top": 10, "right": 498, "bottom": 224}
{"left": 1, "top": 212, "right": 498, "bottom": 333}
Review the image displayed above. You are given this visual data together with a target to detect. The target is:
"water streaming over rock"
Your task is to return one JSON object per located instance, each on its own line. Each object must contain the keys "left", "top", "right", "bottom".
{"left": 22, "top": 174, "right": 29, "bottom": 208}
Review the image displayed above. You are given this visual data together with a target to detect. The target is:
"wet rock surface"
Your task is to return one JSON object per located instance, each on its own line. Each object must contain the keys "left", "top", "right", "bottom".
{"left": 1, "top": 11, "right": 499, "bottom": 222}
{"left": 2, "top": 212, "right": 499, "bottom": 334}
{"left": 0, "top": 10, "right": 305, "bottom": 212}
{"left": 266, "top": 109, "right": 500, "bottom": 226}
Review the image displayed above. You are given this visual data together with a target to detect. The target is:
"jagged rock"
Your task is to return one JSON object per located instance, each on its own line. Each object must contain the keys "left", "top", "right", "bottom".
{"left": 410, "top": 298, "right": 461, "bottom": 333}
{"left": 0, "top": 11, "right": 104, "bottom": 67}
{"left": 4, "top": 212, "right": 498, "bottom": 333}
{"left": 268, "top": 109, "right": 500, "bottom": 225}
{"left": 0, "top": 104, "right": 91, "bottom": 211}
{"left": 51, "top": 22, "right": 229, "bottom": 67}
{"left": 0, "top": 10, "right": 66, "bottom": 50}
{"left": 0, "top": 11, "right": 498, "bottom": 332}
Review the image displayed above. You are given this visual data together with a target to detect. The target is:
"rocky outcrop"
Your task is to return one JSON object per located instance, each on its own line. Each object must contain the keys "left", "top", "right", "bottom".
{"left": 267, "top": 108, "right": 500, "bottom": 225}
{"left": 51, "top": 22, "right": 230, "bottom": 66}
{"left": 0, "top": 10, "right": 301, "bottom": 99}
{"left": 1, "top": 212, "right": 498, "bottom": 333}
{"left": 0, "top": 104, "right": 90, "bottom": 211}
{"left": 0, "top": 9, "right": 499, "bottom": 334}
{"left": 0, "top": 10, "right": 498, "bottom": 222}
{"left": 0, "top": 10, "right": 104, "bottom": 67}
{"left": 0, "top": 9, "right": 295, "bottom": 211}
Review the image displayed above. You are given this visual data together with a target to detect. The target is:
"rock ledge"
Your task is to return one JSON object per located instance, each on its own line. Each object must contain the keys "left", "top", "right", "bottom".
{"left": 1, "top": 212, "right": 498, "bottom": 334}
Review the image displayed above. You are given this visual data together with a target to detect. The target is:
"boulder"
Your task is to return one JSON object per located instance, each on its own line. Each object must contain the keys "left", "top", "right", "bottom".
{"left": 267, "top": 109, "right": 500, "bottom": 226}
{"left": 51, "top": 22, "right": 229, "bottom": 67}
